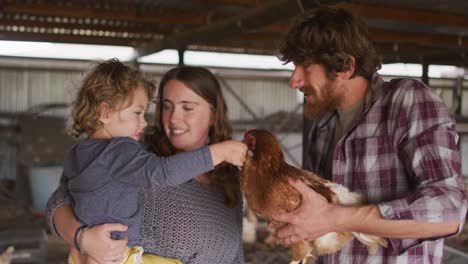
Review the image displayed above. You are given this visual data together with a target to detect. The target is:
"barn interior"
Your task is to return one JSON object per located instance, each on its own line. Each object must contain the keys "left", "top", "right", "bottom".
{"left": 0, "top": 0, "right": 468, "bottom": 263}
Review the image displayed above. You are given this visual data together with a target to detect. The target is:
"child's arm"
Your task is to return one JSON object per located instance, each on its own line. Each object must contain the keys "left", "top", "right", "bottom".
{"left": 108, "top": 138, "right": 246, "bottom": 187}
{"left": 209, "top": 140, "right": 247, "bottom": 167}
{"left": 151, "top": 140, "right": 247, "bottom": 185}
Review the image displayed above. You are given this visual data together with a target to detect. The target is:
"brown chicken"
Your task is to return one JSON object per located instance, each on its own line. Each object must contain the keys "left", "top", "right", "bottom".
{"left": 240, "top": 129, "right": 387, "bottom": 264}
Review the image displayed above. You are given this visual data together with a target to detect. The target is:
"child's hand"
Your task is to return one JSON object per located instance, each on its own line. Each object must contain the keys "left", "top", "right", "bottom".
{"left": 210, "top": 140, "right": 247, "bottom": 167}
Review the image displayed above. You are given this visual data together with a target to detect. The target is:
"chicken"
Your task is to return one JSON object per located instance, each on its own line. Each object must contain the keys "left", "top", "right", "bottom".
{"left": 240, "top": 129, "right": 387, "bottom": 264}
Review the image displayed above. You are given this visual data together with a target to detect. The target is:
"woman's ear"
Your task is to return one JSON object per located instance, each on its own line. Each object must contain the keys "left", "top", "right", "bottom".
{"left": 208, "top": 107, "right": 215, "bottom": 126}
{"left": 99, "top": 102, "right": 112, "bottom": 124}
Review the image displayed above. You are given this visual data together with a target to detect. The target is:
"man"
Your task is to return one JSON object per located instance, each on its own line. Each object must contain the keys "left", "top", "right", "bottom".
{"left": 273, "top": 6, "right": 467, "bottom": 263}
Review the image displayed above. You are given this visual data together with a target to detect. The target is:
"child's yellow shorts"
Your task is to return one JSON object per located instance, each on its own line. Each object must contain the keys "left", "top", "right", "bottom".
{"left": 68, "top": 246, "right": 182, "bottom": 264}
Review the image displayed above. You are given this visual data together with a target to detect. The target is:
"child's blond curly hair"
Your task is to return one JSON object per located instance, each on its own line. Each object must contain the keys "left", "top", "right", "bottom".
{"left": 69, "top": 59, "right": 155, "bottom": 138}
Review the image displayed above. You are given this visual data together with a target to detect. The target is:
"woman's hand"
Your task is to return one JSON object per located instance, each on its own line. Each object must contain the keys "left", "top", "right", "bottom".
{"left": 81, "top": 223, "right": 128, "bottom": 264}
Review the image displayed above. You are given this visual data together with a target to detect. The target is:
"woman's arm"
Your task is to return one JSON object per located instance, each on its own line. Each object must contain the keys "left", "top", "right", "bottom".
{"left": 46, "top": 180, "right": 128, "bottom": 263}
{"left": 53, "top": 204, "right": 81, "bottom": 246}
{"left": 52, "top": 203, "right": 129, "bottom": 263}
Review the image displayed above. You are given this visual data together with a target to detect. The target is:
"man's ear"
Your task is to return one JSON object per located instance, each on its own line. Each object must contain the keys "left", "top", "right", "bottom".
{"left": 99, "top": 102, "right": 112, "bottom": 124}
{"left": 338, "top": 55, "right": 356, "bottom": 80}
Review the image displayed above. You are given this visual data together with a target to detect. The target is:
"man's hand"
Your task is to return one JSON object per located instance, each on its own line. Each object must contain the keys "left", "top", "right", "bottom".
{"left": 272, "top": 179, "right": 338, "bottom": 245}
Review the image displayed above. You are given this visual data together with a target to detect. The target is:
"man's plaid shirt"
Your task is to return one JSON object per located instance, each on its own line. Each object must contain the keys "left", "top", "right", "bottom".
{"left": 303, "top": 73, "right": 467, "bottom": 263}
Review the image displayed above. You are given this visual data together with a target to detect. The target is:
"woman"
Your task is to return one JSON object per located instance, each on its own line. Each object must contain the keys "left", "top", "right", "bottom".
{"left": 46, "top": 66, "right": 244, "bottom": 264}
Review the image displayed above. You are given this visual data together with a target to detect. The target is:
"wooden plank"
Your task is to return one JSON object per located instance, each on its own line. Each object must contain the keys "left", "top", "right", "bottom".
{"left": 1, "top": 2, "right": 205, "bottom": 25}
{"left": 338, "top": 2, "right": 468, "bottom": 28}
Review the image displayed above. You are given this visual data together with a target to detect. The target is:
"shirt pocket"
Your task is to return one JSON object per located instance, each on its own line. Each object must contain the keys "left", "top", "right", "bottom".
{"left": 348, "top": 136, "right": 403, "bottom": 202}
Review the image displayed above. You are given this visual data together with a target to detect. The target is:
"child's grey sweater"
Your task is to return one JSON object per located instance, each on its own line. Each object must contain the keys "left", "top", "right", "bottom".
{"left": 63, "top": 137, "right": 213, "bottom": 246}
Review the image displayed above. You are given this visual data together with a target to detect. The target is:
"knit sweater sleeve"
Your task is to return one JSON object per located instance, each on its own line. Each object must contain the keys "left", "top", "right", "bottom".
{"left": 45, "top": 174, "right": 72, "bottom": 239}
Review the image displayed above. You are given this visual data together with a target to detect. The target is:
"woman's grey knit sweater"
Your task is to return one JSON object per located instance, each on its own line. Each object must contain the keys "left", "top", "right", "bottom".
{"left": 46, "top": 180, "right": 244, "bottom": 264}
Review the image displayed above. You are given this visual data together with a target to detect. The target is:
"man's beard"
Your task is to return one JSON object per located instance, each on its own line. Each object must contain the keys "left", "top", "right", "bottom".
{"left": 303, "top": 81, "right": 342, "bottom": 119}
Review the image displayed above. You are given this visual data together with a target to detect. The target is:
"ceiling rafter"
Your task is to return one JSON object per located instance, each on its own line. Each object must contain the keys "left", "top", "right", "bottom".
{"left": 381, "top": 54, "right": 466, "bottom": 66}
{"left": 201, "top": 0, "right": 270, "bottom": 8}
{"left": 187, "top": 29, "right": 468, "bottom": 51}
{"left": 0, "top": 19, "right": 171, "bottom": 36}
{"left": 188, "top": 43, "right": 277, "bottom": 56}
{"left": 0, "top": 0, "right": 467, "bottom": 66}
{"left": 244, "top": 2, "right": 468, "bottom": 36}
{"left": 339, "top": 2, "right": 468, "bottom": 29}
{"left": 370, "top": 30, "right": 468, "bottom": 49}
{"left": 1, "top": 2, "right": 206, "bottom": 25}
{"left": 0, "top": 31, "right": 142, "bottom": 46}
{"left": 135, "top": 0, "right": 344, "bottom": 58}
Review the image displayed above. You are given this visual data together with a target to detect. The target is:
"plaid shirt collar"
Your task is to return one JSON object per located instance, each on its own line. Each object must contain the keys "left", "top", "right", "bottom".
{"left": 317, "top": 72, "right": 387, "bottom": 129}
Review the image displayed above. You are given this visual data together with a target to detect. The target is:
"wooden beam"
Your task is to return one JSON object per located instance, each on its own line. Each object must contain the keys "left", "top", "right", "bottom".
{"left": 0, "top": 19, "right": 172, "bottom": 35}
{"left": 195, "top": 38, "right": 279, "bottom": 50}
{"left": 135, "top": 0, "right": 343, "bottom": 57}
{"left": 245, "top": 24, "right": 468, "bottom": 50}
{"left": 377, "top": 45, "right": 466, "bottom": 64}
{"left": 0, "top": 31, "right": 140, "bottom": 46}
{"left": 375, "top": 43, "right": 457, "bottom": 55}
{"left": 201, "top": 0, "right": 269, "bottom": 8}
{"left": 381, "top": 55, "right": 467, "bottom": 66}
{"left": 1, "top": 3, "right": 205, "bottom": 26}
{"left": 234, "top": 31, "right": 468, "bottom": 51}
{"left": 188, "top": 44, "right": 277, "bottom": 55}
{"left": 370, "top": 30, "right": 468, "bottom": 49}
{"left": 338, "top": 2, "right": 468, "bottom": 28}
{"left": 260, "top": 21, "right": 290, "bottom": 33}
{"left": 258, "top": 3, "right": 468, "bottom": 38}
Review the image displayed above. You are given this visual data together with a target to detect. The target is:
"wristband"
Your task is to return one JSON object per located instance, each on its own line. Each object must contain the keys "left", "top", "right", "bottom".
{"left": 78, "top": 226, "right": 89, "bottom": 254}
{"left": 73, "top": 225, "right": 87, "bottom": 253}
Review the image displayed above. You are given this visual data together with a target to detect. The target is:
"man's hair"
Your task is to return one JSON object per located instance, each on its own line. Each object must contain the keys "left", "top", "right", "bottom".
{"left": 69, "top": 58, "right": 155, "bottom": 138}
{"left": 145, "top": 66, "right": 240, "bottom": 208}
{"left": 279, "top": 6, "right": 381, "bottom": 80}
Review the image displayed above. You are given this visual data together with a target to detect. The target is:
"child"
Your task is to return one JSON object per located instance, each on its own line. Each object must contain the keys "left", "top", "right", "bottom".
{"left": 63, "top": 59, "right": 247, "bottom": 264}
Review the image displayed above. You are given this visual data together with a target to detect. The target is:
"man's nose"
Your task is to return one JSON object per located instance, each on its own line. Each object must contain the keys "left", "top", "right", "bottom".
{"left": 289, "top": 68, "right": 303, "bottom": 89}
